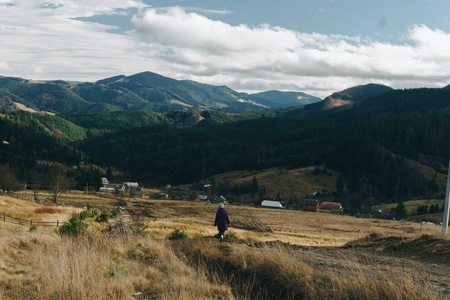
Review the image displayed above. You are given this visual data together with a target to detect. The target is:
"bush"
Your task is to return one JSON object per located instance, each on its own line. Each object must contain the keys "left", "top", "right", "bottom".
{"left": 59, "top": 213, "right": 85, "bottom": 236}
{"left": 225, "top": 231, "right": 238, "bottom": 240}
{"left": 96, "top": 210, "right": 113, "bottom": 223}
{"left": 167, "top": 229, "right": 189, "bottom": 240}
{"left": 79, "top": 209, "right": 98, "bottom": 221}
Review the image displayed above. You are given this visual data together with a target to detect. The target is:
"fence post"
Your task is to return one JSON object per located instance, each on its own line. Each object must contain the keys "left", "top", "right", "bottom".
{"left": 57, "top": 220, "right": 59, "bottom": 227}
{"left": 3, "top": 213, "right": 5, "bottom": 223}
{"left": 30, "top": 220, "right": 32, "bottom": 226}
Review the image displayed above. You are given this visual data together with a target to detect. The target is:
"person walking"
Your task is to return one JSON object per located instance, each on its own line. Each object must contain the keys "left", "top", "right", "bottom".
{"left": 214, "top": 202, "right": 230, "bottom": 242}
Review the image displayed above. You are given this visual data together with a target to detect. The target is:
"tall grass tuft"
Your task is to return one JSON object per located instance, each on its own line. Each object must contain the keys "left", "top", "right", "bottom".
{"left": 172, "top": 239, "right": 444, "bottom": 300}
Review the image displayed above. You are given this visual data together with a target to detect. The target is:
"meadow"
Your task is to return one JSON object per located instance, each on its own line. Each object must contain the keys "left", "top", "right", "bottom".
{"left": 0, "top": 192, "right": 448, "bottom": 299}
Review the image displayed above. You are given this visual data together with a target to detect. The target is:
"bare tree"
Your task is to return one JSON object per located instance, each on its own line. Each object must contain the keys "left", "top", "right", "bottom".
{"left": 49, "top": 173, "right": 69, "bottom": 204}
{"left": 129, "top": 209, "right": 149, "bottom": 236}
{"left": 31, "top": 170, "right": 41, "bottom": 203}
{"left": 0, "top": 164, "right": 20, "bottom": 193}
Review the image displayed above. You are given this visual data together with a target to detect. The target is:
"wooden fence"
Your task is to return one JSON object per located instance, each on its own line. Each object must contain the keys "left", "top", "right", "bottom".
{"left": 2, "top": 213, "right": 62, "bottom": 227}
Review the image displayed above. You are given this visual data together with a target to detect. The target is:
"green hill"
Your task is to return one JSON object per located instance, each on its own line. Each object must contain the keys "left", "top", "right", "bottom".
{"left": 0, "top": 78, "right": 90, "bottom": 113}
{"left": 61, "top": 110, "right": 172, "bottom": 137}
{"left": 324, "top": 83, "right": 393, "bottom": 103}
{"left": 281, "top": 83, "right": 393, "bottom": 119}
{"left": 0, "top": 111, "right": 85, "bottom": 177}
{"left": 73, "top": 85, "right": 153, "bottom": 111}
{"left": 36, "top": 114, "right": 88, "bottom": 141}
{"left": 0, "top": 72, "right": 323, "bottom": 114}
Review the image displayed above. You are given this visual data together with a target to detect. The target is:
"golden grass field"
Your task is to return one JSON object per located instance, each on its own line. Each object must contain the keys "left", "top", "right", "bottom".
{"left": 0, "top": 192, "right": 449, "bottom": 299}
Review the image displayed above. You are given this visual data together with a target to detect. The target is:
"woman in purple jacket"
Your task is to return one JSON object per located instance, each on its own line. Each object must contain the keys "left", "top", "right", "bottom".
{"left": 214, "top": 202, "right": 230, "bottom": 242}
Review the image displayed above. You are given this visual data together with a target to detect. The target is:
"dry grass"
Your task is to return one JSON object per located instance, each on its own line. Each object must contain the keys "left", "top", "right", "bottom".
{"left": 173, "top": 239, "right": 445, "bottom": 300}
{"left": 211, "top": 166, "right": 338, "bottom": 198}
{"left": 0, "top": 194, "right": 79, "bottom": 222}
{"left": 0, "top": 193, "right": 448, "bottom": 299}
{"left": 0, "top": 224, "right": 234, "bottom": 299}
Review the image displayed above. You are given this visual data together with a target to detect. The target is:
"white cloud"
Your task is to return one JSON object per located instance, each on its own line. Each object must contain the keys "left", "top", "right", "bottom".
{"left": 1, "top": 4, "right": 450, "bottom": 98}
{"left": 0, "top": 0, "right": 149, "bottom": 80}
{"left": 131, "top": 7, "right": 450, "bottom": 96}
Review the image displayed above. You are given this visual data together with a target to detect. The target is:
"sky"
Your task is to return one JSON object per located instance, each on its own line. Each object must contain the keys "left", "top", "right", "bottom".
{"left": 1, "top": 0, "right": 450, "bottom": 98}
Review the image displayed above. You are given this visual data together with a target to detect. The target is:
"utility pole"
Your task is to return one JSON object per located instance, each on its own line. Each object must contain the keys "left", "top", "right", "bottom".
{"left": 443, "top": 159, "right": 450, "bottom": 235}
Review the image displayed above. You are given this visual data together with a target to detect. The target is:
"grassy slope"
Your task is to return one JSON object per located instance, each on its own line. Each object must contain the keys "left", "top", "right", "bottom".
{"left": 211, "top": 166, "right": 338, "bottom": 199}
{"left": 0, "top": 192, "right": 448, "bottom": 299}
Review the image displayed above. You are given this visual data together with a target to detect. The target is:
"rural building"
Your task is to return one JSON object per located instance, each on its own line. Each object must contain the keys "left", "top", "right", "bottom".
{"left": 373, "top": 210, "right": 395, "bottom": 220}
{"left": 319, "top": 202, "right": 343, "bottom": 214}
{"left": 170, "top": 189, "right": 189, "bottom": 200}
{"left": 255, "top": 197, "right": 284, "bottom": 209}
{"left": 100, "top": 183, "right": 122, "bottom": 193}
{"left": 254, "top": 197, "right": 276, "bottom": 207}
{"left": 302, "top": 199, "right": 319, "bottom": 212}
{"left": 123, "top": 182, "right": 142, "bottom": 198}
{"left": 124, "top": 182, "right": 139, "bottom": 189}
{"left": 356, "top": 211, "right": 394, "bottom": 220}
{"left": 101, "top": 177, "right": 109, "bottom": 187}
{"left": 261, "top": 200, "right": 284, "bottom": 209}
{"left": 215, "top": 195, "right": 227, "bottom": 204}
{"left": 198, "top": 195, "right": 208, "bottom": 201}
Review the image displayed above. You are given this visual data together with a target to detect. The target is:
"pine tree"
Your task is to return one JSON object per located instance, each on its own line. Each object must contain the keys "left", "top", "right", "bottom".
{"left": 251, "top": 176, "right": 259, "bottom": 195}
{"left": 395, "top": 199, "right": 408, "bottom": 220}
{"left": 106, "top": 166, "right": 113, "bottom": 180}
{"left": 335, "top": 174, "right": 344, "bottom": 197}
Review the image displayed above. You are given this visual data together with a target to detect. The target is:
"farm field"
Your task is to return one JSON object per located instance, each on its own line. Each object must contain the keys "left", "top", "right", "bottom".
{"left": 0, "top": 192, "right": 449, "bottom": 299}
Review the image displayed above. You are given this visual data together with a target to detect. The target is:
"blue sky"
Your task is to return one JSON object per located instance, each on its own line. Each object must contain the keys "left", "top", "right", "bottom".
{"left": 1, "top": 0, "right": 450, "bottom": 97}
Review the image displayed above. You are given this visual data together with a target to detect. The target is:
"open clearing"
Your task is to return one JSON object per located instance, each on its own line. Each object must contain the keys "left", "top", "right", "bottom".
{"left": 0, "top": 192, "right": 449, "bottom": 299}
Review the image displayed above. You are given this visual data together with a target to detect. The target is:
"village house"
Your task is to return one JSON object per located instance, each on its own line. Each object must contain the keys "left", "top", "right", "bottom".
{"left": 99, "top": 182, "right": 142, "bottom": 198}
{"left": 124, "top": 182, "right": 142, "bottom": 198}
{"left": 319, "top": 202, "right": 343, "bottom": 214}
{"left": 101, "top": 177, "right": 109, "bottom": 187}
{"left": 100, "top": 183, "right": 123, "bottom": 194}
{"left": 198, "top": 195, "right": 208, "bottom": 201}
{"left": 302, "top": 199, "right": 319, "bottom": 212}
{"left": 254, "top": 197, "right": 284, "bottom": 209}
{"left": 170, "top": 189, "right": 189, "bottom": 200}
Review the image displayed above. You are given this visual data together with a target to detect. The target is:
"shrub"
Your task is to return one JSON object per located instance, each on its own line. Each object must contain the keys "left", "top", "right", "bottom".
{"left": 225, "top": 231, "right": 238, "bottom": 240}
{"left": 59, "top": 213, "right": 85, "bottom": 236}
{"left": 96, "top": 210, "right": 113, "bottom": 223}
{"left": 79, "top": 209, "right": 98, "bottom": 221}
{"left": 167, "top": 229, "right": 189, "bottom": 240}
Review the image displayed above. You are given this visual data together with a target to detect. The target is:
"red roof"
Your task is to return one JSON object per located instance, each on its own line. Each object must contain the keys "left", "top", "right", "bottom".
{"left": 319, "top": 202, "right": 342, "bottom": 210}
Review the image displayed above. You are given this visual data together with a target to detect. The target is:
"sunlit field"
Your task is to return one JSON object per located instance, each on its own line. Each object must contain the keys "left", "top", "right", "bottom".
{"left": 0, "top": 192, "right": 448, "bottom": 299}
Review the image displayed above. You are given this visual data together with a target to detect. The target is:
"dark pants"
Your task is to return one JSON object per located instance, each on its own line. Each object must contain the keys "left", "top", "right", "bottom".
{"left": 218, "top": 230, "right": 225, "bottom": 236}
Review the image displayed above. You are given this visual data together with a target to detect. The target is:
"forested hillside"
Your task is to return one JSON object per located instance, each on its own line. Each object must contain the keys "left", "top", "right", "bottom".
{"left": 0, "top": 110, "right": 84, "bottom": 175}
{"left": 1, "top": 82, "right": 450, "bottom": 211}
{"left": 76, "top": 86, "right": 450, "bottom": 208}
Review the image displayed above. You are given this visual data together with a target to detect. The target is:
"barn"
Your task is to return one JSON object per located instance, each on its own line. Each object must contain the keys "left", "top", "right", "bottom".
{"left": 302, "top": 199, "right": 319, "bottom": 212}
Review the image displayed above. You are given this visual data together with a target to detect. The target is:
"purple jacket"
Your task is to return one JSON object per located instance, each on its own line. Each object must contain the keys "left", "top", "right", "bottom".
{"left": 214, "top": 208, "right": 230, "bottom": 231}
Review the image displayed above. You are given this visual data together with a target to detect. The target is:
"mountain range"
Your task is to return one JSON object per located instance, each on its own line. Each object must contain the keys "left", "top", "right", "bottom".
{"left": 0, "top": 72, "right": 321, "bottom": 114}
